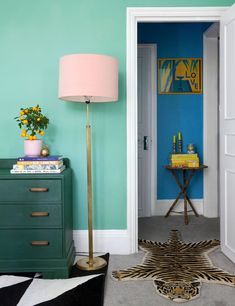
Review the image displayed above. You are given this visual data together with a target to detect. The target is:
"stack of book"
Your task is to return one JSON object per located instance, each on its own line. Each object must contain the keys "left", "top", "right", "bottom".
{"left": 10, "top": 155, "right": 65, "bottom": 174}
{"left": 170, "top": 153, "right": 199, "bottom": 168}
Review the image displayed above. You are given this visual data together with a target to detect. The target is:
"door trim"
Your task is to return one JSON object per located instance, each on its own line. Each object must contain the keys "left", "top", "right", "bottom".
{"left": 126, "top": 6, "right": 227, "bottom": 253}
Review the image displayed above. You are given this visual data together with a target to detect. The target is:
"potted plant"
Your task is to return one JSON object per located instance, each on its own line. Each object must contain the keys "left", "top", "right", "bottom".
{"left": 14, "top": 105, "right": 49, "bottom": 156}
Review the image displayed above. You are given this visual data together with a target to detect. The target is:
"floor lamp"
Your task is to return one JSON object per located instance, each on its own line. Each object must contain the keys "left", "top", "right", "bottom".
{"left": 58, "top": 54, "right": 118, "bottom": 270}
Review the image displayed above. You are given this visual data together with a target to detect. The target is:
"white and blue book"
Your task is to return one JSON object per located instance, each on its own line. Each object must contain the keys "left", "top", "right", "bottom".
{"left": 10, "top": 165, "right": 66, "bottom": 174}
{"left": 13, "top": 162, "right": 63, "bottom": 171}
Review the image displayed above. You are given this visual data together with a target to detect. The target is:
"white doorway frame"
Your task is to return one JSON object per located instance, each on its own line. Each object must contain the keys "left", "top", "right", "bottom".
{"left": 126, "top": 6, "right": 227, "bottom": 253}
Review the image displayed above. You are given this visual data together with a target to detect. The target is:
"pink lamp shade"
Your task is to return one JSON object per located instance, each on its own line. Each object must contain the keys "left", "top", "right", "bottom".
{"left": 58, "top": 54, "right": 118, "bottom": 102}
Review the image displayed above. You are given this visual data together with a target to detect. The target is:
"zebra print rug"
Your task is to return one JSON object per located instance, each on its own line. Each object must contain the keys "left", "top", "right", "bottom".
{"left": 0, "top": 254, "right": 109, "bottom": 306}
{"left": 112, "top": 230, "right": 235, "bottom": 303}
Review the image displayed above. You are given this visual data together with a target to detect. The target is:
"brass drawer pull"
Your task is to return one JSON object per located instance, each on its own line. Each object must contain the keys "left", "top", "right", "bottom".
{"left": 29, "top": 187, "right": 49, "bottom": 192}
{"left": 30, "top": 241, "right": 50, "bottom": 246}
{"left": 30, "top": 212, "right": 49, "bottom": 217}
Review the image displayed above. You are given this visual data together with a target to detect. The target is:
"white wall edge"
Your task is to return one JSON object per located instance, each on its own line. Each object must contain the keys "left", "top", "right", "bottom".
{"left": 73, "top": 230, "right": 130, "bottom": 255}
{"left": 152, "top": 199, "right": 204, "bottom": 216}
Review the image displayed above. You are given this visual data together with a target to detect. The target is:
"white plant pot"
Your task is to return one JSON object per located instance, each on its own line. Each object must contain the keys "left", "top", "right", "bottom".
{"left": 24, "top": 139, "right": 42, "bottom": 157}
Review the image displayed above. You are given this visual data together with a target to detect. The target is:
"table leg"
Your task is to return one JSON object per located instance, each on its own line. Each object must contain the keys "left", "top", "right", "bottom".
{"left": 172, "top": 169, "right": 198, "bottom": 218}
{"left": 184, "top": 196, "right": 188, "bottom": 224}
{"left": 165, "top": 166, "right": 204, "bottom": 223}
{"left": 165, "top": 169, "right": 189, "bottom": 218}
{"left": 171, "top": 169, "right": 194, "bottom": 194}
{"left": 165, "top": 191, "right": 183, "bottom": 217}
{"left": 181, "top": 170, "right": 199, "bottom": 217}
{"left": 185, "top": 194, "right": 199, "bottom": 217}
{"left": 183, "top": 170, "right": 189, "bottom": 225}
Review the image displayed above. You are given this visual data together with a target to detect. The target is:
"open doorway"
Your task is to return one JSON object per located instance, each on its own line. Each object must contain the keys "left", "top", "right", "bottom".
{"left": 125, "top": 6, "right": 234, "bottom": 255}
{"left": 127, "top": 4, "right": 235, "bottom": 264}
{"left": 137, "top": 21, "right": 220, "bottom": 241}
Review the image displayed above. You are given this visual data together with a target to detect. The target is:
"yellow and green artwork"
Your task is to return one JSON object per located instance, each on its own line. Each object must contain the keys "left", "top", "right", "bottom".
{"left": 158, "top": 58, "right": 202, "bottom": 94}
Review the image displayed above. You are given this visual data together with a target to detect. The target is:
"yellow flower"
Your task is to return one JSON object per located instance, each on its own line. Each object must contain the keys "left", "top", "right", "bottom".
{"left": 16, "top": 105, "right": 49, "bottom": 139}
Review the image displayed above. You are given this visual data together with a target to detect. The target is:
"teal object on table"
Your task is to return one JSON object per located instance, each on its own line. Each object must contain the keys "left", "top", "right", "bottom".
{"left": 0, "top": 158, "right": 75, "bottom": 279}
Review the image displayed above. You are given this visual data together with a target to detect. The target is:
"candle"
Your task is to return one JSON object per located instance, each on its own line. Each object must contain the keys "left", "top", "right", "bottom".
{"left": 172, "top": 135, "right": 177, "bottom": 154}
{"left": 178, "top": 132, "right": 182, "bottom": 153}
{"left": 178, "top": 132, "right": 181, "bottom": 140}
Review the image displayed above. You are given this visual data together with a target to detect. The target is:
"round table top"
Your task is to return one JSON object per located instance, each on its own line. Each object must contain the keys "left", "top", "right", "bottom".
{"left": 164, "top": 165, "right": 208, "bottom": 170}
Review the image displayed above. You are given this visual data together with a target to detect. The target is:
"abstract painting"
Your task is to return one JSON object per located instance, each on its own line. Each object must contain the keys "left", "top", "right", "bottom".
{"left": 158, "top": 58, "right": 202, "bottom": 94}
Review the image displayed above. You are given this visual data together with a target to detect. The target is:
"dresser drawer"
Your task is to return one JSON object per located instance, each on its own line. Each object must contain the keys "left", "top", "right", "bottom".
{"left": 0, "top": 229, "right": 62, "bottom": 259}
{"left": 0, "top": 204, "right": 62, "bottom": 228}
{"left": 0, "top": 179, "right": 61, "bottom": 203}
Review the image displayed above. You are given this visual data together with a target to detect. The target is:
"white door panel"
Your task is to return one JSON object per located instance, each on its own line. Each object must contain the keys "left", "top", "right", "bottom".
{"left": 138, "top": 45, "right": 156, "bottom": 218}
{"left": 220, "top": 3, "right": 235, "bottom": 263}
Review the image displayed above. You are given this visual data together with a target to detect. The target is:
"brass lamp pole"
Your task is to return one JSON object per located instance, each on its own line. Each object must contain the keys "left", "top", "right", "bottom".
{"left": 58, "top": 54, "right": 118, "bottom": 271}
{"left": 76, "top": 101, "right": 106, "bottom": 270}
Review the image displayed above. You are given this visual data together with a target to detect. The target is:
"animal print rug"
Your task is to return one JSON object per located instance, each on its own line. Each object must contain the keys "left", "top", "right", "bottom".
{"left": 112, "top": 230, "right": 235, "bottom": 303}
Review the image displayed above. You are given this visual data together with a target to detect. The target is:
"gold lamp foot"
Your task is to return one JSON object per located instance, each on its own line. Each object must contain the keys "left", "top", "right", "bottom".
{"left": 76, "top": 256, "right": 107, "bottom": 271}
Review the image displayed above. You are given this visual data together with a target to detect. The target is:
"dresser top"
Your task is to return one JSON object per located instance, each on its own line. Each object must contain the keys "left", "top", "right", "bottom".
{"left": 0, "top": 158, "right": 71, "bottom": 179}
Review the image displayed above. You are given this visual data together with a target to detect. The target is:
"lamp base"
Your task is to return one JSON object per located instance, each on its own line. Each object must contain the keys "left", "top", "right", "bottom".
{"left": 76, "top": 256, "right": 107, "bottom": 271}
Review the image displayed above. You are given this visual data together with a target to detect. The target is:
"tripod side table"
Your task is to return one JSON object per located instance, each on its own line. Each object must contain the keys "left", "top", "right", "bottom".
{"left": 164, "top": 165, "right": 208, "bottom": 224}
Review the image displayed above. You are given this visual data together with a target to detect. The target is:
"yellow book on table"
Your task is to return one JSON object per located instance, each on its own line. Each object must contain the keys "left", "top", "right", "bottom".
{"left": 171, "top": 154, "right": 198, "bottom": 160}
{"left": 187, "top": 161, "right": 199, "bottom": 168}
{"left": 171, "top": 160, "right": 199, "bottom": 168}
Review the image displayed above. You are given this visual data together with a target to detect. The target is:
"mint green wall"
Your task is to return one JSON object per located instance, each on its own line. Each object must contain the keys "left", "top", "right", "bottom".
{"left": 0, "top": 0, "right": 233, "bottom": 230}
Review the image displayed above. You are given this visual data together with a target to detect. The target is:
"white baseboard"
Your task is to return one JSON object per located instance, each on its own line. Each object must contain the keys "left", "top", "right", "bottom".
{"left": 73, "top": 200, "right": 203, "bottom": 255}
{"left": 73, "top": 230, "right": 130, "bottom": 255}
{"left": 152, "top": 199, "right": 204, "bottom": 216}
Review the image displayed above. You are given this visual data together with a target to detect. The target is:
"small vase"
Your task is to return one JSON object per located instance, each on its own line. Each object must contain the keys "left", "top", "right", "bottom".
{"left": 24, "top": 139, "right": 42, "bottom": 157}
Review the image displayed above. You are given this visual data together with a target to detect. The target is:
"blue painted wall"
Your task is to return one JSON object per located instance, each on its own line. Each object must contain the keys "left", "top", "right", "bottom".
{"left": 138, "top": 23, "right": 212, "bottom": 199}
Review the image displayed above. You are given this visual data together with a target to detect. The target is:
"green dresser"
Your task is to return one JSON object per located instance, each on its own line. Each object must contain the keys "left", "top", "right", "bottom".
{"left": 0, "top": 158, "right": 75, "bottom": 278}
